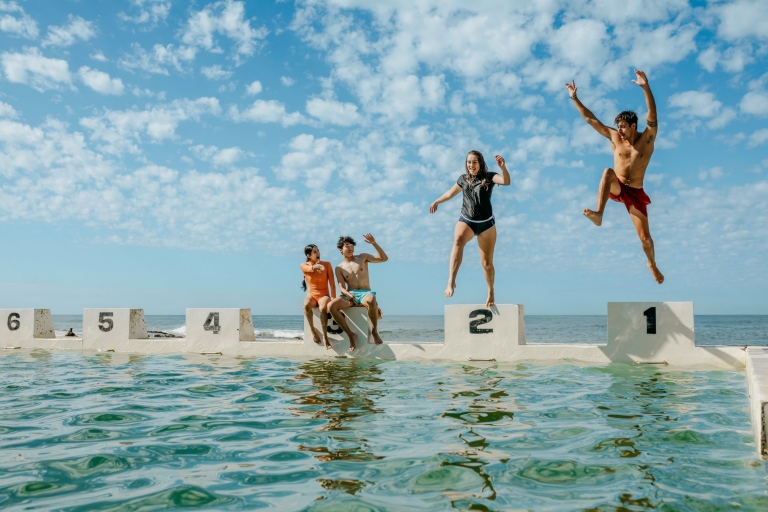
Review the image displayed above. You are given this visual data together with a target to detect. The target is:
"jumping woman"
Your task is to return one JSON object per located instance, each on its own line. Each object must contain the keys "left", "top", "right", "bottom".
{"left": 429, "top": 151, "right": 510, "bottom": 307}
{"left": 301, "top": 244, "right": 336, "bottom": 349}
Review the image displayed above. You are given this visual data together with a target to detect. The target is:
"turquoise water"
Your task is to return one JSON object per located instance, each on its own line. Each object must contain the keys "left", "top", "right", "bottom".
{"left": 1, "top": 353, "right": 766, "bottom": 510}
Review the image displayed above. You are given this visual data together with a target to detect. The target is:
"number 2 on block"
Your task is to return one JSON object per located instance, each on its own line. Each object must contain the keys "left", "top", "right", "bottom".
{"left": 643, "top": 307, "right": 657, "bottom": 334}
{"left": 204, "top": 312, "right": 220, "bottom": 334}
{"left": 469, "top": 309, "right": 493, "bottom": 334}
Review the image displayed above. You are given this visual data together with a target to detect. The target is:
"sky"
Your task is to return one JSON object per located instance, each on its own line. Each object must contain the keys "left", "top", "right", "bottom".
{"left": 0, "top": 0, "right": 767, "bottom": 316}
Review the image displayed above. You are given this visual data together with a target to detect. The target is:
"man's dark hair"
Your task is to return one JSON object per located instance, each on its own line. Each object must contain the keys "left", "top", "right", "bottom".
{"left": 337, "top": 236, "right": 356, "bottom": 250}
{"left": 615, "top": 110, "right": 638, "bottom": 127}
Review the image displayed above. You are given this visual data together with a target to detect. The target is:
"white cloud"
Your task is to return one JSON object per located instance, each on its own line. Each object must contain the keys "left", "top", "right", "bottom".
{"left": 245, "top": 80, "right": 262, "bottom": 95}
{"left": 190, "top": 144, "right": 248, "bottom": 166}
{"left": 201, "top": 65, "right": 233, "bottom": 80}
{"left": 305, "top": 97, "right": 361, "bottom": 125}
{"left": 119, "top": 0, "right": 171, "bottom": 25}
{"left": 229, "top": 99, "right": 304, "bottom": 127}
{"left": 0, "top": 101, "right": 18, "bottom": 118}
{"left": 180, "top": 0, "right": 268, "bottom": 63}
{"left": 77, "top": 66, "right": 124, "bottom": 95}
{"left": 80, "top": 97, "right": 222, "bottom": 154}
{"left": 748, "top": 129, "right": 768, "bottom": 148}
{"left": 91, "top": 52, "right": 108, "bottom": 62}
{"left": 698, "top": 166, "right": 724, "bottom": 180}
{"left": 42, "top": 15, "right": 96, "bottom": 48}
{"left": 696, "top": 45, "right": 753, "bottom": 73}
{"left": 0, "top": 1, "right": 38, "bottom": 39}
{"left": 120, "top": 43, "right": 196, "bottom": 75}
{"left": 0, "top": 47, "right": 72, "bottom": 92}
{"left": 740, "top": 91, "right": 768, "bottom": 116}
{"left": 280, "top": 75, "right": 295, "bottom": 86}
{"left": 668, "top": 90, "right": 735, "bottom": 129}
{"left": 624, "top": 23, "right": 698, "bottom": 72}
{"left": 715, "top": 0, "right": 768, "bottom": 42}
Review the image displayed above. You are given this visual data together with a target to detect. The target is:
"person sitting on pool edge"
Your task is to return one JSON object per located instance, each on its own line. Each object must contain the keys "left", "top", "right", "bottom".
{"left": 328, "top": 234, "right": 388, "bottom": 350}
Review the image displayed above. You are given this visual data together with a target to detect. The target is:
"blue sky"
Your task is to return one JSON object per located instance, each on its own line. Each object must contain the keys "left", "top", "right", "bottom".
{"left": 0, "top": 0, "right": 766, "bottom": 315}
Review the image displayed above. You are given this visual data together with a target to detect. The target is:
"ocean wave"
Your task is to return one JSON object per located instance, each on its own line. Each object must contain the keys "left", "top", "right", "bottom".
{"left": 256, "top": 329, "right": 304, "bottom": 340}
{"left": 170, "top": 325, "right": 186, "bottom": 336}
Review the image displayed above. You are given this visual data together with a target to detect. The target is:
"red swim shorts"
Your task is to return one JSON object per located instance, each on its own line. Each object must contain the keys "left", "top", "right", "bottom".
{"left": 610, "top": 180, "right": 651, "bottom": 217}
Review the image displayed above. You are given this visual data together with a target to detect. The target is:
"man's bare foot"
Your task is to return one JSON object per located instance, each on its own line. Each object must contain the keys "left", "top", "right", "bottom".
{"left": 323, "top": 337, "right": 332, "bottom": 350}
{"left": 348, "top": 332, "right": 357, "bottom": 352}
{"left": 486, "top": 289, "right": 495, "bottom": 308}
{"left": 372, "top": 331, "right": 384, "bottom": 345}
{"left": 311, "top": 327, "right": 321, "bottom": 344}
{"left": 583, "top": 208, "right": 603, "bottom": 226}
{"left": 649, "top": 263, "right": 665, "bottom": 284}
{"left": 445, "top": 282, "right": 456, "bottom": 298}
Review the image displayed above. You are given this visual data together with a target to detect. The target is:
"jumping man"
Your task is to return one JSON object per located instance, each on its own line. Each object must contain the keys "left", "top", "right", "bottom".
{"left": 565, "top": 70, "right": 664, "bottom": 284}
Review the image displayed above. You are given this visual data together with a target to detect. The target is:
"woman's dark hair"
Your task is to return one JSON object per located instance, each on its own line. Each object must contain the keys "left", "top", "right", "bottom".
{"left": 615, "top": 110, "right": 638, "bottom": 127}
{"left": 301, "top": 244, "right": 318, "bottom": 291}
{"left": 465, "top": 150, "right": 490, "bottom": 190}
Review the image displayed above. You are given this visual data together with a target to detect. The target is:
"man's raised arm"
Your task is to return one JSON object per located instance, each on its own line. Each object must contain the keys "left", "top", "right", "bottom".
{"left": 361, "top": 233, "right": 388, "bottom": 263}
{"left": 632, "top": 70, "right": 658, "bottom": 139}
{"left": 565, "top": 79, "right": 612, "bottom": 139}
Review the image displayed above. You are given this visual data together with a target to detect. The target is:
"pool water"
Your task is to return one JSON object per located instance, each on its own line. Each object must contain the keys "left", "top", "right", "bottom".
{"left": 1, "top": 353, "right": 766, "bottom": 510}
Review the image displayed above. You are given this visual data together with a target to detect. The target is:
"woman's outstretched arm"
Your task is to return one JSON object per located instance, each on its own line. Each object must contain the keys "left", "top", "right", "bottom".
{"left": 492, "top": 155, "right": 510, "bottom": 185}
{"left": 429, "top": 183, "right": 462, "bottom": 213}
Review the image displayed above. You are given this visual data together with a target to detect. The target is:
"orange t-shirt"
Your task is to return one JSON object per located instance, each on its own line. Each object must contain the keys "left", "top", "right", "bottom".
{"left": 301, "top": 260, "right": 336, "bottom": 301}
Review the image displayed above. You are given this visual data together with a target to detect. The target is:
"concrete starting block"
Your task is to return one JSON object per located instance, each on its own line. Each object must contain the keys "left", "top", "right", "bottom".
{"left": 444, "top": 304, "right": 525, "bottom": 360}
{"left": 83, "top": 308, "right": 147, "bottom": 350}
{"left": 0, "top": 309, "right": 55, "bottom": 346}
{"left": 185, "top": 309, "right": 256, "bottom": 352}
{"left": 303, "top": 306, "right": 371, "bottom": 354}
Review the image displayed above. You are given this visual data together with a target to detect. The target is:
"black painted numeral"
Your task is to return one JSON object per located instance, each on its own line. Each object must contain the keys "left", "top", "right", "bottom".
{"left": 326, "top": 311, "right": 346, "bottom": 335}
{"left": 643, "top": 307, "right": 656, "bottom": 334}
{"left": 98, "top": 312, "right": 114, "bottom": 332}
{"left": 7, "top": 313, "right": 20, "bottom": 331}
{"left": 469, "top": 309, "right": 493, "bottom": 334}
{"left": 203, "top": 312, "right": 220, "bottom": 334}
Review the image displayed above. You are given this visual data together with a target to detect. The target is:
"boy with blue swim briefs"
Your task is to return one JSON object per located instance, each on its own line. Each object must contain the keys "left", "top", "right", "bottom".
{"left": 328, "top": 234, "right": 388, "bottom": 350}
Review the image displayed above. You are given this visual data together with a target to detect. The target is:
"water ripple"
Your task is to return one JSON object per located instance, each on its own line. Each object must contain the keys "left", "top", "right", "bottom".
{"left": 0, "top": 352, "right": 766, "bottom": 510}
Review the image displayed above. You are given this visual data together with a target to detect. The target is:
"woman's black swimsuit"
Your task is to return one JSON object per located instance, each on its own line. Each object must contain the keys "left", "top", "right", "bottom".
{"left": 457, "top": 172, "right": 498, "bottom": 236}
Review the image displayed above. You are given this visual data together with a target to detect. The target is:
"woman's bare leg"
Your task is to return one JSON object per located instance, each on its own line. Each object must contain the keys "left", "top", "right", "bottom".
{"left": 477, "top": 225, "right": 497, "bottom": 308}
{"left": 303, "top": 296, "right": 320, "bottom": 343}
{"left": 317, "top": 296, "right": 332, "bottom": 348}
{"left": 446, "top": 222, "right": 475, "bottom": 297}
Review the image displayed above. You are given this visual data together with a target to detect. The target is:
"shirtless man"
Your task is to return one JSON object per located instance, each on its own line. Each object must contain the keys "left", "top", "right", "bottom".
{"left": 328, "top": 234, "right": 388, "bottom": 350}
{"left": 565, "top": 70, "right": 664, "bottom": 284}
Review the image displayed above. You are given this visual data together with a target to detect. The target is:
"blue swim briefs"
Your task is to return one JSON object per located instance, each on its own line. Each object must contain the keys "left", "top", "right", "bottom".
{"left": 347, "top": 289, "right": 375, "bottom": 304}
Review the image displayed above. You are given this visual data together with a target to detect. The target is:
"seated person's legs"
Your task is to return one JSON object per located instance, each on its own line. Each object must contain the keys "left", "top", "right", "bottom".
{"left": 360, "top": 293, "right": 384, "bottom": 345}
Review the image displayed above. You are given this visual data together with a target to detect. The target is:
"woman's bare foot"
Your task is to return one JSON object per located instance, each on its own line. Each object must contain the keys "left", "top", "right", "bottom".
{"left": 583, "top": 208, "right": 603, "bottom": 226}
{"left": 348, "top": 332, "right": 357, "bottom": 352}
{"left": 445, "top": 282, "right": 456, "bottom": 297}
{"left": 323, "top": 337, "right": 332, "bottom": 350}
{"left": 372, "top": 330, "right": 384, "bottom": 345}
{"left": 648, "top": 263, "right": 664, "bottom": 284}
{"left": 486, "top": 289, "right": 495, "bottom": 308}
{"left": 311, "top": 327, "right": 321, "bottom": 344}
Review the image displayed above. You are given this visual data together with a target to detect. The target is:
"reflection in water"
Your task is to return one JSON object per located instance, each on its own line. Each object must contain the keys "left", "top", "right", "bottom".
{"left": 284, "top": 359, "right": 386, "bottom": 495}
{"left": 438, "top": 364, "right": 521, "bottom": 508}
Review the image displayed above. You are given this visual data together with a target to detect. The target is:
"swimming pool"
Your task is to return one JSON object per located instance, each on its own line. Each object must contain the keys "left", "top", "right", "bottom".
{"left": 1, "top": 353, "right": 766, "bottom": 510}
